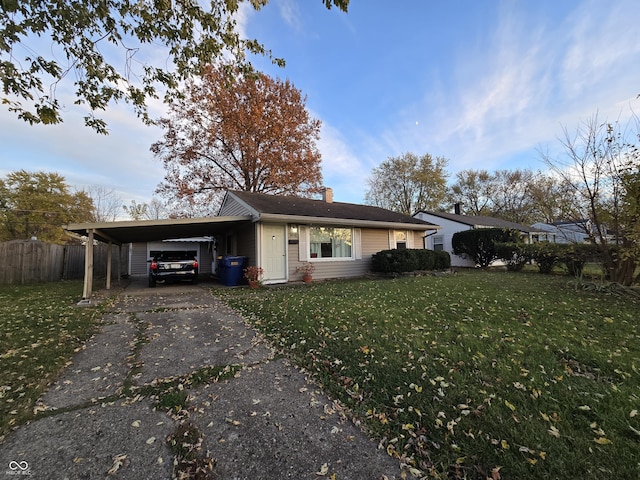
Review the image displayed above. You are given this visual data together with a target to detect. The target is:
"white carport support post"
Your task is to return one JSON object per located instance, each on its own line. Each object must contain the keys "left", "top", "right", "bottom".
{"left": 117, "top": 244, "right": 122, "bottom": 284}
{"left": 106, "top": 241, "right": 112, "bottom": 290}
{"left": 81, "top": 229, "right": 94, "bottom": 301}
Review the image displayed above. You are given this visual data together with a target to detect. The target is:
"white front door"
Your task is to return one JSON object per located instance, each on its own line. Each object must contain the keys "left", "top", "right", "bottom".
{"left": 262, "top": 224, "right": 287, "bottom": 282}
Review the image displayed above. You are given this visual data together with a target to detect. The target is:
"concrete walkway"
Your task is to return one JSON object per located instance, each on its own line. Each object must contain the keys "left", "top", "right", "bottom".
{"left": 0, "top": 280, "right": 402, "bottom": 479}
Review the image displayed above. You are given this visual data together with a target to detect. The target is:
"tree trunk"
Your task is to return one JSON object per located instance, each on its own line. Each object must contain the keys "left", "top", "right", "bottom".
{"left": 602, "top": 244, "right": 637, "bottom": 286}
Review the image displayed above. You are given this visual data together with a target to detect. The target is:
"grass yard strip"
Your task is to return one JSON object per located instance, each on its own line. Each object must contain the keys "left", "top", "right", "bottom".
{"left": 0, "top": 281, "right": 107, "bottom": 439}
{"left": 217, "top": 271, "right": 640, "bottom": 480}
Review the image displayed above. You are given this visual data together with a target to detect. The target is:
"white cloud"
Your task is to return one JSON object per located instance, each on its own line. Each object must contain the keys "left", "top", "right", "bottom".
{"left": 561, "top": 1, "right": 639, "bottom": 95}
{"left": 365, "top": 0, "right": 640, "bottom": 176}
{"left": 0, "top": 93, "right": 165, "bottom": 206}
{"left": 317, "top": 121, "right": 370, "bottom": 203}
{"left": 235, "top": 1, "right": 261, "bottom": 41}
{"left": 276, "top": 0, "right": 303, "bottom": 31}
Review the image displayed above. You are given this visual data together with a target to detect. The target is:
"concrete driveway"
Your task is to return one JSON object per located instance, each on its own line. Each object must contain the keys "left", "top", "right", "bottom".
{"left": 0, "top": 279, "right": 403, "bottom": 479}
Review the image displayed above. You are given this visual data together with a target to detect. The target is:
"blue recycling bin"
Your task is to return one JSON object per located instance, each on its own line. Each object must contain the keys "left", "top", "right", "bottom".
{"left": 218, "top": 256, "right": 246, "bottom": 286}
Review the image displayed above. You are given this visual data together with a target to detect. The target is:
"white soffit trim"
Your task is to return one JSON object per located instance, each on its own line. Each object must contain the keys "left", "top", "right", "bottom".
{"left": 258, "top": 213, "right": 438, "bottom": 231}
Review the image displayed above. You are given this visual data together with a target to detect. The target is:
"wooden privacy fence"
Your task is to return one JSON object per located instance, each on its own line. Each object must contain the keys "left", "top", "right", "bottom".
{"left": 0, "top": 239, "right": 126, "bottom": 285}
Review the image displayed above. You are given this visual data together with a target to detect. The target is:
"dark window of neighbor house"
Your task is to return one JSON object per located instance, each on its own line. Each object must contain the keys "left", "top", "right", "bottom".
{"left": 309, "top": 227, "right": 352, "bottom": 259}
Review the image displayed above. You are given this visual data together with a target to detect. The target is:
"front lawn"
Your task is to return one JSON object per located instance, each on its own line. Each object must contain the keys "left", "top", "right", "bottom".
{"left": 0, "top": 281, "right": 105, "bottom": 439}
{"left": 217, "top": 271, "right": 640, "bottom": 479}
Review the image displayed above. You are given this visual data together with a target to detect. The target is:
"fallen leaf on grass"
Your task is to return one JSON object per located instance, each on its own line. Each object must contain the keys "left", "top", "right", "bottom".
{"left": 408, "top": 466, "right": 423, "bottom": 477}
{"left": 593, "top": 437, "right": 612, "bottom": 445}
{"left": 316, "top": 463, "right": 329, "bottom": 476}
{"left": 146, "top": 436, "right": 156, "bottom": 444}
{"left": 548, "top": 426, "right": 560, "bottom": 438}
{"left": 131, "top": 420, "right": 141, "bottom": 427}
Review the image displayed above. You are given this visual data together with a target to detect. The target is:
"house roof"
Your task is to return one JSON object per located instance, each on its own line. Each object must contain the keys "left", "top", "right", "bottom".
{"left": 65, "top": 216, "right": 252, "bottom": 244}
{"left": 226, "top": 191, "right": 437, "bottom": 230}
{"left": 417, "top": 211, "right": 537, "bottom": 233}
{"left": 65, "top": 191, "right": 438, "bottom": 245}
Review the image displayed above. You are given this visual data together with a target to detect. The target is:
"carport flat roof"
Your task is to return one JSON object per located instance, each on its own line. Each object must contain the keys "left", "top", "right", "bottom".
{"left": 65, "top": 216, "right": 253, "bottom": 244}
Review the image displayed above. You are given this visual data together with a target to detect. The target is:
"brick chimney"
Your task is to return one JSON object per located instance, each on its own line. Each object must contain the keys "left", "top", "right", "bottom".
{"left": 322, "top": 187, "right": 333, "bottom": 203}
{"left": 454, "top": 203, "right": 462, "bottom": 215}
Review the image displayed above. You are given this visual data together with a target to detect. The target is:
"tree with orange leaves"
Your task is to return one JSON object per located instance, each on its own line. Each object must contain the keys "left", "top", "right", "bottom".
{"left": 152, "top": 65, "right": 323, "bottom": 216}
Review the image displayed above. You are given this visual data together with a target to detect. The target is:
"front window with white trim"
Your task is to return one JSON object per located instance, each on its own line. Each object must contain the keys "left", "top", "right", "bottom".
{"left": 309, "top": 226, "right": 352, "bottom": 259}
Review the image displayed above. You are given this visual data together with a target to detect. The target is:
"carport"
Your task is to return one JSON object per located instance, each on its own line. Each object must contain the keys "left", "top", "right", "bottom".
{"left": 65, "top": 216, "right": 253, "bottom": 303}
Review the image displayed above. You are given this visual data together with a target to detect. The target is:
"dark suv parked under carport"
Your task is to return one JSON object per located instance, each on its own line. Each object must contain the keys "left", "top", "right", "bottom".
{"left": 148, "top": 251, "right": 199, "bottom": 287}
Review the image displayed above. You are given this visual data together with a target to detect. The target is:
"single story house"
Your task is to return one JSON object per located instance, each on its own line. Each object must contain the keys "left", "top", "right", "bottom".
{"left": 66, "top": 188, "right": 439, "bottom": 298}
{"left": 414, "top": 210, "right": 541, "bottom": 267}
{"left": 216, "top": 189, "right": 438, "bottom": 283}
{"left": 531, "top": 221, "right": 592, "bottom": 244}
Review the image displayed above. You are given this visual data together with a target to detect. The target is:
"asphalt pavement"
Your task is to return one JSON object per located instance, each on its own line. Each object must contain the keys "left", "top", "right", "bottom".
{"left": 0, "top": 278, "right": 403, "bottom": 479}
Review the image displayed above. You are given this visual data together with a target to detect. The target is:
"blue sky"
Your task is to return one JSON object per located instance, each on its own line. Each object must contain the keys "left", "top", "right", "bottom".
{"left": 1, "top": 0, "right": 639, "bottom": 213}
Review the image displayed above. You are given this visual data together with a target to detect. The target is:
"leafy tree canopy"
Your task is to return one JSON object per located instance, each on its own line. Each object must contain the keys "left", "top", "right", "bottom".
{"left": 365, "top": 152, "right": 449, "bottom": 215}
{"left": 0, "top": 0, "right": 349, "bottom": 133}
{"left": 449, "top": 169, "right": 576, "bottom": 225}
{"left": 152, "top": 64, "right": 323, "bottom": 216}
{"left": 0, "top": 170, "right": 94, "bottom": 243}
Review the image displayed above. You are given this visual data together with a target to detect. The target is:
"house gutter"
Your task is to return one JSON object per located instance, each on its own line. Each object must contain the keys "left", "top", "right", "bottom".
{"left": 257, "top": 213, "right": 439, "bottom": 231}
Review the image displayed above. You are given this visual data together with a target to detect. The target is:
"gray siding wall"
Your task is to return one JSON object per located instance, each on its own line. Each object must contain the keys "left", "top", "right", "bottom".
{"left": 219, "top": 196, "right": 252, "bottom": 216}
{"left": 363, "top": 229, "right": 392, "bottom": 254}
{"left": 288, "top": 228, "right": 403, "bottom": 281}
{"left": 234, "top": 223, "right": 257, "bottom": 266}
{"left": 410, "top": 230, "right": 425, "bottom": 249}
{"left": 130, "top": 242, "right": 148, "bottom": 275}
{"left": 199, "top": 244, "right": 214, "bottom": 274}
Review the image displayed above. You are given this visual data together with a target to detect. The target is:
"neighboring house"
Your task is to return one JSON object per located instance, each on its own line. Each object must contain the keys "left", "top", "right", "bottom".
{"left": 531, "top": 221, "right": 594, "bottom": 244}
{"left": 414, "top": 211, "right": 541, "bottom": 267}
{"left": 217, "top": 189, "right": 438, "bottom": 283}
